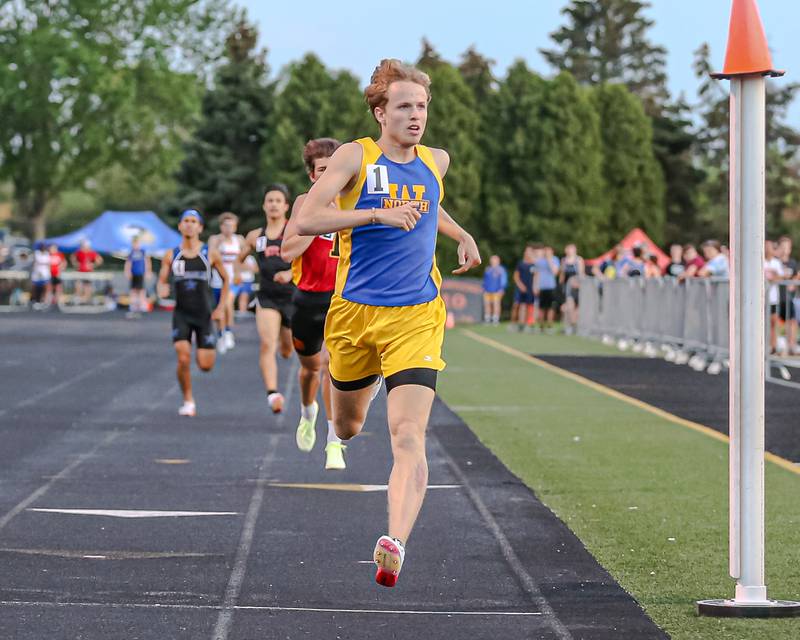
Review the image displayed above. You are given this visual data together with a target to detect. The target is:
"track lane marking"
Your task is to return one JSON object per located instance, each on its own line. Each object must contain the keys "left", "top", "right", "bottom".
{"left": 461, "top": 329, "right": 800, "bottom": 477}
{"left": 212, "top": 360, "right": 298, "bottom": 640}
{"left": 0, "top": 600, "right": 544, "bottom": 616}
{"left": 434, "top": 438, "right": 574, "bottom": 640}
{"left": 0, "top": 384, "right": 178, "bottom": 533}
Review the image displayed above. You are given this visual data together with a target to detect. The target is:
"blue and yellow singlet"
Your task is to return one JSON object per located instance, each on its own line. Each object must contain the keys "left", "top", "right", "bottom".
{"left": 337, "top": 137, "right": 443, "bottom": 307}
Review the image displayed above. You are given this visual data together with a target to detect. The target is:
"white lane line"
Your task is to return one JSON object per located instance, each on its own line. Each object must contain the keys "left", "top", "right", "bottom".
{"left": 267, "top": 482, "right": 461, "bottom": 492}
{"left": 0, "top": 601, "right": 543, "bottom": 616}
{"left": 435, "top": 440, "right": 575, "bottom": 640}
{"left": 5, "top": 351, "right": 131, "bottom": 414}
{"left": 27, "top": 509, "right": 239, "bottom": 518}
{"left": 0, "top": 384, "right": 178, "bottom": 533}
{"left": 212, "top": 359, "right": 298, "bottom": 640}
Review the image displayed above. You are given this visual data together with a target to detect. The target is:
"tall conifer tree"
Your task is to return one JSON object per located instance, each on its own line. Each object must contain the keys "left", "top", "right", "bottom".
{"left": 175, "top": 21, "right": 273, "bottom": 229}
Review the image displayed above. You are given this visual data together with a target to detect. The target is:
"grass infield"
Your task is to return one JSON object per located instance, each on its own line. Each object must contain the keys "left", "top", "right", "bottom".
{"left": 438, "top": 323, "right": 800, "bottom": 640}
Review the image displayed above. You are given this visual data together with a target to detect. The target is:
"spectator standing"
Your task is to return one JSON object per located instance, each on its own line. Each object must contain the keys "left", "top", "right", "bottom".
{"left": 777, "top": 235, "right": 798, "bottom": 355}
{"left": 48, "top": 244, "right": 66, "bottom": 307}
{"left": 679, "top": 244, "right": 706, "bottom": 280}
{"left": 535, "top": 245, "right": 560, "bottom": 332}
{"left": 71, "top": 239, "right": 103, "bottom": 303}
{"left": 559, "top": 243, "right": 584, "bottom": 335}
{"left": 765, "top": 240, "right": 784, "bottom": 354}
{"left": 513, "top": 245, "right": 537, "bottom": 331}
{"left": 482, "top": 255, "right": 507, "bottom": 325}
{"left": 664, "top": 244, "right": 685, "bottom": 277}
{"left": 644, "top": 254, "right": 661, "bottom": 278}
{"left": 30, "top": 242, "right": 52, "bottom": 309}
{"left": 124, "top": 236, "right": 151, "bottom": 319}
{"left": 698, "top": 240, "right": 729, "bottom": 278}
{"left": 627, "top": 246, "right": 646, "bottom": 277}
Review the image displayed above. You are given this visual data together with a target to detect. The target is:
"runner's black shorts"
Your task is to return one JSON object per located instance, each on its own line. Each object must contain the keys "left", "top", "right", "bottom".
{"left": 130, "top": 274, "right": 144, "bottom": 290}
{"left": 291, "top": 290, "right": 332, "bottom": 356}
{"left": 172, "top": 310, "right": 217, "bottom": 349}
{"left": 257, "top": 292, "right": 294, "bottom": 328}
{"left": 539, "top": 288, "right": 556, "bottom": 310}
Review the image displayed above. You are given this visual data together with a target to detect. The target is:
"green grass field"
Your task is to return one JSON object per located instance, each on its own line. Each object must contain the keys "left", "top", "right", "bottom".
{"left": 439, "top": 323, "right": 800, "bottom": 640}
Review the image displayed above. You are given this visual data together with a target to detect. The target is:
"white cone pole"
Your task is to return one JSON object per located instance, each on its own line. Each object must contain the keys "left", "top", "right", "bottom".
{"left": 728, "top": 75, "right": 767, "bottom": 604}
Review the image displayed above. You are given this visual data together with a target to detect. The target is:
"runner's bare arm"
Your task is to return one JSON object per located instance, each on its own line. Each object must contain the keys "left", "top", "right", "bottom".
{"left": 281, "top": 193, "right": 316, "bottom": 261}
{"left": 235, "top": 231, "right": 257, "bottom": 266}
{"left": 437, "top": 205, "right": 481, "bottom": 275}
{"left": 297, "top": 143, "right": 422, "bottom": 235}
{"left": 209, "top": 249, "right": 229, "bottom": 320}
{"left": 157, "top": 249, "right": 173, "bottom": 299}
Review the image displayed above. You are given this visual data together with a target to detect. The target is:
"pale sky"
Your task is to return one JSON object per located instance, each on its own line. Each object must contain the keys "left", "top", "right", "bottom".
{"left": 237, "top": 0, "right": 799, "bottom": 127}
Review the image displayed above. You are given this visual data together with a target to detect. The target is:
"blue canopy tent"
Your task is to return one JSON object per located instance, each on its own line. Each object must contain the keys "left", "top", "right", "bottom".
{"left": 45, "top": 211, "right": 181, "bottom": 257}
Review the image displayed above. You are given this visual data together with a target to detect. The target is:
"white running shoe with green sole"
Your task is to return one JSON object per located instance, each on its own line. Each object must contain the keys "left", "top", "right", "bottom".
{"left": 324, "top": 442, "right": 346, "bottom": 470}
{"left": 295, "top": 401, "right": 318, "bottom": 452}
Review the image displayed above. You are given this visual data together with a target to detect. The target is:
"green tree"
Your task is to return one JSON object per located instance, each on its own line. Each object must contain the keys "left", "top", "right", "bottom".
{"left": 541, "top": 0, "right": 668, "bottom": 109}
{"left": 481, "top": 64, "right": 608, "bottom": 263}
{"left": 264, "top": 54, "right": 374, "bottom": 200}
{"left": 458, "top": 47, "right": 497, "bottom": 104}
{"left": 591, "top": 83, "right": 665, "bottom": 242}
{"left": 693, "top": 43, "right": 800, "bottom": 240}
{"left": 0, "top": 0, "right": 234, "bottom": 238}
{"left": 175, "top": 21, "right": 274, "bottom": 230}
{"left": 417, "top": 50, "right": 482, "bottom": 270}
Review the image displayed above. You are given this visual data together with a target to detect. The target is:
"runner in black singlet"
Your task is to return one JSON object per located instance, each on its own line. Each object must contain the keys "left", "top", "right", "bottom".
{"left": 238, "top": 184, "right": 295, "bottom": 414}
{"left": 157, "top": 210, "right": 229, "bottom": 417}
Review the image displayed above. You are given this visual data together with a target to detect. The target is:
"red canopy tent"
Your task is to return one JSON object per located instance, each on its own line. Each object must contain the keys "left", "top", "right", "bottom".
{"left": 585, "top": 228, "right": 670, "bottom": 271}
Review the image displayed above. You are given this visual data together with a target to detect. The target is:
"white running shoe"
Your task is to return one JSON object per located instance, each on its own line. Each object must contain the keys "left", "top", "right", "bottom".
{"left": 217, "top": 336, "right": 228, "bottom": 355}
{"left": 267, "top": 392, "right": 284, "bottom": 414}
{"left": 225, "top": 332, "right": 235, "bottom": 350}
{"left": 178, "top": 401, "right": 196, "bottom": 417}
{"left": 374, "top": 535, "right": 405, "bottom": 587}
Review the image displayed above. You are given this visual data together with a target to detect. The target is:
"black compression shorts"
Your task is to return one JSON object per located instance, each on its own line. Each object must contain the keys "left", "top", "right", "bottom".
{"left": 291, "top": 300, "right": 330, "bottom": 356}
{"left": 172, "top": 311, "right": 217, "bottom": 349}
{"left": 257, "top": 293, "right": 294, "bottom": 328}
{"left": 130, "top": 274, "right": 144, "bottom": 290}
{"left": 538, "top": 288, "right": 556, "bottom": 310}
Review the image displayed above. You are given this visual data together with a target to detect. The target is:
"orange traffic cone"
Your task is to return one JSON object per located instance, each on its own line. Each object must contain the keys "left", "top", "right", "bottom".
{"left": 715, "top": 0, "right": 782, "bottom": 78}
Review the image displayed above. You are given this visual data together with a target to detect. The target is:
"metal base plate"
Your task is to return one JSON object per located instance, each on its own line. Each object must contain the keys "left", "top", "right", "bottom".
{"left": 698, "top": 599, "right": 800, "bottom": 618}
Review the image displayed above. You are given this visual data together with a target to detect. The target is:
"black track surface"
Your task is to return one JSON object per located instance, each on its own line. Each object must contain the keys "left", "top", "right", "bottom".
{"left": 538, "top": 355, "right": 800, "bottom": 463}
{"left": 0, "top": 312, "right": 667, "bottom": 639}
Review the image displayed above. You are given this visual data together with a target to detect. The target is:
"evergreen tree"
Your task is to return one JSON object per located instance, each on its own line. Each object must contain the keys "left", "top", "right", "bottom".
{"left": 458, "top": 47, "right": 497, "bottom": 104}
{"left": 264, "top": 54, "right": 374, "bottom": 199}
{"left": 693, "top": 43, "right": 800, "bottom": 240}
{"left": 417, "top": 49, "right": 482, "bottom": 270}
{"left": 541, "top": 0, "right": 668, "bottom": 110}
{"left": 482, "top": 64, "right": 608, "bottom": 263}
{"left": 175, "top": 21, "right": 273, "bottom": 229}
{"left": 533, "top": 73, "right": 608, "bottom": 253}
{"left": 591, "top": 83, "right": 665, "bottom": 242}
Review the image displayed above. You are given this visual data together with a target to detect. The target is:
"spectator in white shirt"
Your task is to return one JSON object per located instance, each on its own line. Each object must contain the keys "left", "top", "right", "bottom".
{"left": 765, "top": 239, "right": 785, "bottom": 354}
{"left": 698, "top": 240, "right": 729, "bottom": 279}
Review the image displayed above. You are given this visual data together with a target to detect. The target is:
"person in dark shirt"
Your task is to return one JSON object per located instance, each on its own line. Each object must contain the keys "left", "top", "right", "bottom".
{"left": 513, "top": 245, "right": 536, "bottom": 331}
{"left": 778, "top": 235, "right": 798, "bottom": 354}
{"left": 664, "top": 243, "right": 685, "bottom": 277}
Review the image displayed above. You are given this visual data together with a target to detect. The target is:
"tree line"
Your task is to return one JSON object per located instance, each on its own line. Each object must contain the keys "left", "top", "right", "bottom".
{"left": 2, "top": 0, "right": 798, "bottom": 272}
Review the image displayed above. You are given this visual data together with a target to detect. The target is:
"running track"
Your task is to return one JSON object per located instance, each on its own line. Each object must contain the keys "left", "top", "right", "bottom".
{"left": 0, "top": 312, "right": 667, "bottom": 639}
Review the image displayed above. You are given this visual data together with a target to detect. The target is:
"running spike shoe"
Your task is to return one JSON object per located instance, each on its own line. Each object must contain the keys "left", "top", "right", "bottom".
{"left": 374, "top": 535, "right": 405, "bottom": 587}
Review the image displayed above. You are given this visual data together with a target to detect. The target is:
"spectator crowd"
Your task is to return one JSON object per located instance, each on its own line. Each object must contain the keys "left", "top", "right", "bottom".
{"left": 481, "top": 236, "right": 800, "bottom": 354}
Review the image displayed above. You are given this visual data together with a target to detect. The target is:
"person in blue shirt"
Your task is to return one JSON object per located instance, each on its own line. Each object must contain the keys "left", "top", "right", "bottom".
{"left": 124, "top": 236, "right": 151, "bottom": 318}
{"left": 534, "top": 245, "right": 560, "bottom": 332}
{"left": 482, "top": 254, "right": 507, "bottom": 324}
{"left": 513, "top": 245, "right": 537, "bottom": 331}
